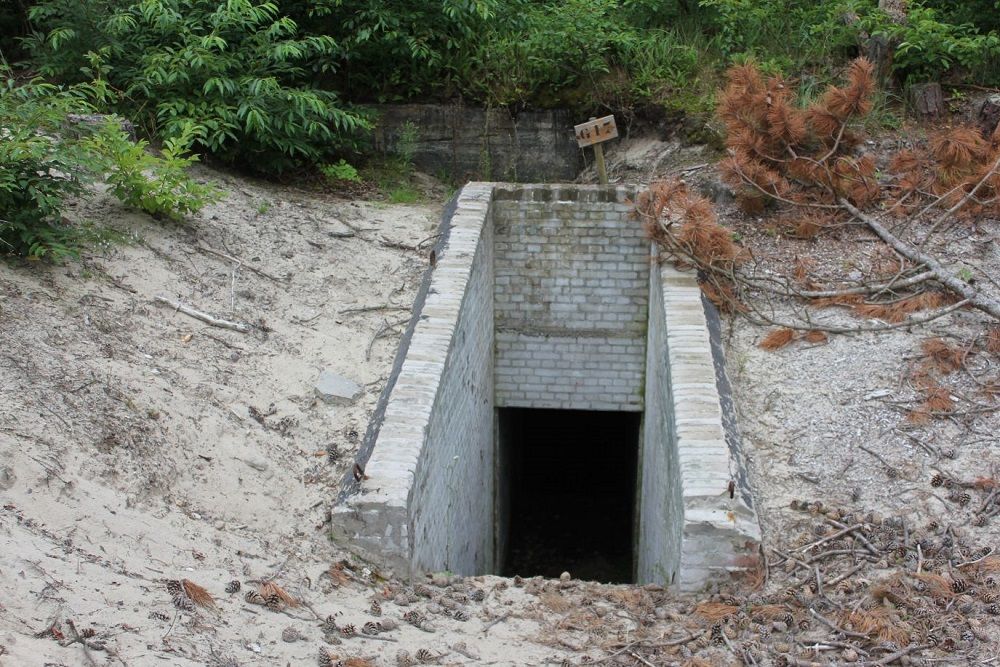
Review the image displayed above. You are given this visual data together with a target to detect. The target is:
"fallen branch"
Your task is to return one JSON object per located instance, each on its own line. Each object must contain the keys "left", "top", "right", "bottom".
{"left": 839, "top": 199, "right": 1000, "bottom": 321}
{"left": 154, "top": 296, "right": 251, "bottom": 333}
{"left": 365, "top": 317, "right": 411, "bottom": 361}
{"left": 196, "top": 242, "right": 285, "bottom": 282}
{"left": 482, "top": 612, "right": 510, "bottom": 634}
{"left": 339, "top": 305, "right": 410, "bottom": 315}
{"left": 871, "top": 643, "right": 932, "bottom": 666}
{"left": 379, "top": 238, "right": 418, "bottom": 252}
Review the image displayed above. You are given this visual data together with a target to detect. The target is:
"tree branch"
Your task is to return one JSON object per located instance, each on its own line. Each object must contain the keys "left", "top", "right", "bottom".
{"left": 838, "top": 199, "right": 1000, "bottom": 321}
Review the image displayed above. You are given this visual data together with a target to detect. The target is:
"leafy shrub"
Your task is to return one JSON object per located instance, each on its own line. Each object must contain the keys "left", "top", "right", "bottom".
{"left": 87, "top": 120, "right": 221, "bottom": 222}
{"left": 326, "top": 0, "right": 499, "bottom": 101}
{"left": 865, "top": 4, "right": 1000, "bottom": 83}
{"left": 1, "top": 71, "right": 220, "bottom": 259}
{"left": 698, "top": 0, "right": 861, "bottom": 73}
{"left": 26, "top": 0, "right": 371, "bottom": 172}
{"left": 0, "top": 75, "right": 101, "bottom": 258}
{"left": 320, "top": 159, "right": 361, "bottom": 183}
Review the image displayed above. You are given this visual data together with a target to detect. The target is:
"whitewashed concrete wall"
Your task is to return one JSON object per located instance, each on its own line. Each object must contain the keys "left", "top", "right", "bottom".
{"left": 492, "top": 186, "right": 648, "bottom": 412}
{"left": 637, "top": 260, "right": 684, "bottom": 585}
{"left": 658, "top": 266, "right": 761, "bottom": 591}
{"left": 330, "top": 183, "right": 496, "bottom": 576}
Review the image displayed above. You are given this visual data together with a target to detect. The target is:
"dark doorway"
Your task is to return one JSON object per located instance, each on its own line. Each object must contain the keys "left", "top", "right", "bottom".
{"left": 497, "top": 408, "right": 640, "bottom": 583}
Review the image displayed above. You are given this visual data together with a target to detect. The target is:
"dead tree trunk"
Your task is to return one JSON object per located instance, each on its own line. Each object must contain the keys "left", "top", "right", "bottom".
{"left": 909, "top": 82, "right": 945, "bottom": 118}
{"left": 976, "top": 94, "right": 1000, "bottom": 138}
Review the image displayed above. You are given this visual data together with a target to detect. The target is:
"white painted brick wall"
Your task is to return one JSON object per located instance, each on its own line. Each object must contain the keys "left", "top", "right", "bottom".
{"left": 409, "top": 210, "right": 495, "bottom": 574}
{"left": 331, "top": 184, "right": 496, "bottom": 577}
{"left": 658, "top": 265, "right": 761, "bottom": 591}
{"left": 492, "top": 186, "right": 648, "bottom": 412}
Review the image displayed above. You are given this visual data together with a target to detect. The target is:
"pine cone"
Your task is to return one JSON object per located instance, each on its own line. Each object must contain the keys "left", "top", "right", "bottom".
{"left": 225, "top": 580, "right": 241, "bottom": 594}
{"left": 377, "top": 618, "right": 399, "bottom": 632}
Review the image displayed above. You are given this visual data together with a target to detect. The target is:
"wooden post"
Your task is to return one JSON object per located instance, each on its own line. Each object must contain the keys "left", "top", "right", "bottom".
{"left": 574, "top": 115, "right": 617, "bottom": 186}
{"left": 593, "top": 140, "right": 608, "bottom": 185}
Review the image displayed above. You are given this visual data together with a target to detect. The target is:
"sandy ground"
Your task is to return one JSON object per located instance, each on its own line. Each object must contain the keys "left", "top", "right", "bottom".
{"left": 2, "top": 140, "right": 1000, "bottom": 666}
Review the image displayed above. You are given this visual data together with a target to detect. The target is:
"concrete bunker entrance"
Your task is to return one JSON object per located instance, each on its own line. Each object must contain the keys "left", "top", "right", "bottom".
{"left": 331, "top": 184, "right": 761, "bottom": 591}
{"left": 497, "top": 408, "right": 640, "bottom": 583}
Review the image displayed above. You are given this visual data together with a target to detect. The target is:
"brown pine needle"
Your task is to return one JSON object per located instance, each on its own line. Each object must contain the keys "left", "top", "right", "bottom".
{"left": 759, "top": 328, "right": 796, "bottom": 350}
{"left": 181, "top": 579, "right": 217, "bottom": 610}
{"left": 803, "top": 330, "right": 828, "bottom": 344}
{"left": 693, "top": 601, "right": 739, "bottom": 621}
{"left": 260, "top": 581, "right": 299, "bottom": 607}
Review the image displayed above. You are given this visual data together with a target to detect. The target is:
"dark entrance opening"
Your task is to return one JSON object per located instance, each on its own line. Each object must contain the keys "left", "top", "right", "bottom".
{"left": 497, "top": 408, "right": 640, "bottom": 583}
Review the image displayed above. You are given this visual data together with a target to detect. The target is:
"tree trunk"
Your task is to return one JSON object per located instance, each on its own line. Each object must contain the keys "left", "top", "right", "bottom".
{"left": 909, "top": 82, "right": 945, "bottom": 119}
{"left": 865, "top": 0, "right": 907, "bottom": 81}
{"left": 976, "top": 94, "right": 1000, "bottom": 138}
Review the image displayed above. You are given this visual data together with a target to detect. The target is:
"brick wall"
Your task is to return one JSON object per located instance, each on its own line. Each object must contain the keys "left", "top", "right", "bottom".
{"left": 331, "top": 183, "right": 761, "bottom": 590}
{"left": 329, "top": 184, "right": 496, "bottom": 576}
{"left": 492, "top": 185, "right": 648, "bottom": 412}
{"left": 409, "top": 207, "right": 495, "bottom": 575}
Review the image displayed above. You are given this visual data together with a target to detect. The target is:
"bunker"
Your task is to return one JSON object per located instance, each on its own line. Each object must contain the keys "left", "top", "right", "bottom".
{"left": 331, "top": 183, "right": 760, "bottom": 590}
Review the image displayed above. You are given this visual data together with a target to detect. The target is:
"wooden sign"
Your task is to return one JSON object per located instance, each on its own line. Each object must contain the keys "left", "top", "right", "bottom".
{"left": 574, "top": 115, "right": 618, "bottom": 147}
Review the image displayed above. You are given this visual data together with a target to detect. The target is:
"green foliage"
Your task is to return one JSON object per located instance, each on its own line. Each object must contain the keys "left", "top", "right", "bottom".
{"left": 865, "top": 4, "right": 1000, "bottom": 82}
{"left": 1, "top": 71, "right": 219, "bottom": 259}
{"left": 87, "top": 120, "right": 221, "bottom": 222}
{"left": 27, "top": 0, "right": 371, "bottom": 172}
{"left": 15, "top": 0, "right": 1000, "bottom": 178}
{"left": 698, "top": 0, "right": 861, "bottom": 73}
{"left": 924, "top": 0, "right": 1000, "bottom": 35}
{"left": 320, "top": 159, "right": 361, "bottom": 183}
{"left": 0, "top": 75, "right": 101, "bottom": 258}
{"left": 329, "top": 0, "right": 499, "bottom": 101}
{"left": 387, "top": 185, "right": 421, "bottom": 204}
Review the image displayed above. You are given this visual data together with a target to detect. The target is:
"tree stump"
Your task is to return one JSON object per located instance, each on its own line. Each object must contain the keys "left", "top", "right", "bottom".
{"left": 909, "top": 82, "right": 945, "bottom": 118}
{"left": 976, "top": 94, "right": 1000, "bottom": 138}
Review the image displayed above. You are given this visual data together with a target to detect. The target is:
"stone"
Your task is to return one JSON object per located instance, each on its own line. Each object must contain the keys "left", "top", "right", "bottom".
{"left": 314, "top": 370, "right": 362, "bottom": 405}
{"left": 0, "top": 465, "right": 15, "bottom": 490}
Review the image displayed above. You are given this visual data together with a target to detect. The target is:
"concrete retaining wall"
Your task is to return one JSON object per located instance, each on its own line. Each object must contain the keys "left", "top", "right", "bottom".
{"left": 372, "top": 105, "right": 581, "bottom": 182}
{"left": 637, "top": 260, "right": 683, "bottom": 585}
{"left": 331, "top": 183, "right": 760, "bottom": 589}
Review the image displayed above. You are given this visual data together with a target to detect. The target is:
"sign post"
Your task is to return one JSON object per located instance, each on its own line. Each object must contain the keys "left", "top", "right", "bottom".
{"left": 574, "top": 115, "right": 618, "bottom": 185}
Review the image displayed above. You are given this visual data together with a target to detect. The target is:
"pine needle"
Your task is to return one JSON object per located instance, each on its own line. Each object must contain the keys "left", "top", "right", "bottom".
{"left": 987, "top": 327, "right": 1000, "bottom": 355}
{"left": 181, "top": 578, "right": 217, "bottom": 610}
{"left": 921, "top": 337, "right": 964, "bottom": 373}
{"left": 803, "top": 330, "right": 828, "bottom": 344}
{"left": 759, "top": 328, "right": 796, "bottom": 350}
{"left": 694, "top": 601, "right": 739, "bottom": 621}
{"left": 260, "top": 581, "right": 299, "bottom": 607}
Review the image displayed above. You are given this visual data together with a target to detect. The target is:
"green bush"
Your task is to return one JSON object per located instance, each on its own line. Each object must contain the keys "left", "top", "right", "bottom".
{"left": 0, "top": 75, "right": 102, "bottom": 258}
{"left": 865, "top": 4, "right": 1000, "bottom": 83}
{"left": 320, "top": 159, "right": 361, "bottom": 183}
{"left": 1, "top": 71, "right": 220, "bottom": 259}
{"left": 87, "top": 120, "right": 221, "bottom": 222}
{"left": 26, "top": 0, "right": 371, "bottom": 172}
